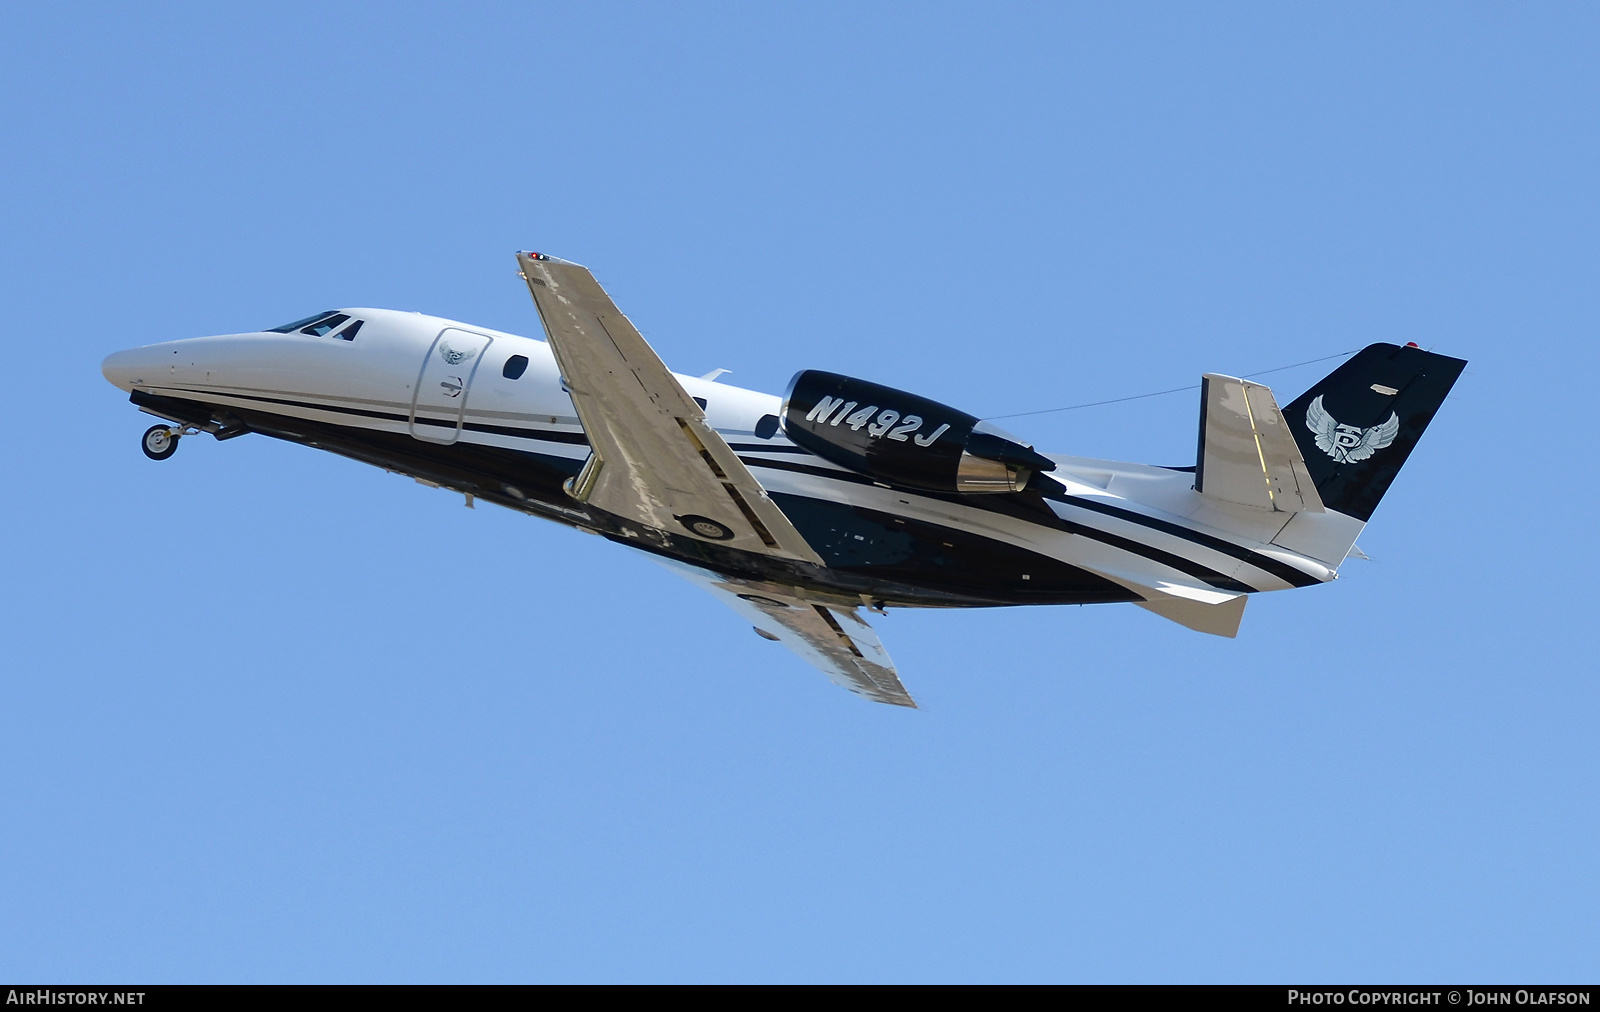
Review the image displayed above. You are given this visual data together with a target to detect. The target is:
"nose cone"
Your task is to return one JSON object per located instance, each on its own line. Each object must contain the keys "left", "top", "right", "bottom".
{"left": 101, "top": 346, "right": 159, "bottom": 391}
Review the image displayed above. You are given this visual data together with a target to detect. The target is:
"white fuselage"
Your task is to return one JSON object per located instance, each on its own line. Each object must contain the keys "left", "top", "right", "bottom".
{"left": 103, "top": 309, "right": 1360, "bottom": 613}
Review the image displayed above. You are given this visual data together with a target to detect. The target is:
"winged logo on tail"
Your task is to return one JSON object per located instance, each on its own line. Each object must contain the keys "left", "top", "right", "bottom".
{"left": 1305, "top": 395, "right": 1401, "bottom": 464}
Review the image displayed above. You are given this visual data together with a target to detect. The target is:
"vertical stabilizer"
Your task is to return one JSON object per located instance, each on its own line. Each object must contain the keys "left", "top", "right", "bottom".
{"left": 1281, "top": 344, "right": 1466, "bottom": 521}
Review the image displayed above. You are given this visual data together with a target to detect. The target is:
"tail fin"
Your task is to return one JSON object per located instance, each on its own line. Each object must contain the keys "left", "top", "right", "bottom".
{"left": 1281, "top": 343, "right": 1466, "bottom": 521}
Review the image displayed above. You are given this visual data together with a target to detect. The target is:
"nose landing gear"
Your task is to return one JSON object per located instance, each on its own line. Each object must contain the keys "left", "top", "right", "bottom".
{"left": 133, "top": 403, "right": 249, "bottom": 461}
{"left": 141, "top": 424, "right": 183, "bottom": 460}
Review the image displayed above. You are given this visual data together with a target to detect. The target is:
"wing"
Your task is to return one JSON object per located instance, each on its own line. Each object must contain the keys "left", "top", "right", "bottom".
{"left": 655, "top": 558, "right": 917, "bottom": 708}
{"left": 1305, "top": 395, "right": 1339, "bottom": 455}
{"left": 517, "top": 252, "right": 822, "bottom": 564}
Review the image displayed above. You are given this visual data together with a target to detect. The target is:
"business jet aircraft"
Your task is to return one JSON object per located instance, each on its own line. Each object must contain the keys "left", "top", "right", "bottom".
{"left": 101, "top": 252, "right": 1465, "bottom": 707}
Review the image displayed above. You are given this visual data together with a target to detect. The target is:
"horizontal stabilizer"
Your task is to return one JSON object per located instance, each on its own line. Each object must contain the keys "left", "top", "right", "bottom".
{"left": 1195, "top": 375, "right": 1323, "bottom": 513}
{"left": 1053, "top": 547, "right": 1252, "bottom": 609}
{"left": 1149, "top": 581, "right": 1244, "bottom": 607}
{"left": 1136, "top": 594, "right": 1247, "bottom": 638}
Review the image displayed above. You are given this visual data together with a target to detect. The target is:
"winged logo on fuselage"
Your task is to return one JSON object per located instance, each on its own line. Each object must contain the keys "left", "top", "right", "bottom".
{"left": 1306, "top": 395, "right": 1400, "bottom": 464}
{"left": 438, "top": 340, "right": 478, "bottom": 366}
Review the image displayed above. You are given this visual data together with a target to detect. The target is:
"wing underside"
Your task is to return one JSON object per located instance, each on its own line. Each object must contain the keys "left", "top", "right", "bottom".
{"left": 657, "top": 559, "right": 917, "bottom": 708}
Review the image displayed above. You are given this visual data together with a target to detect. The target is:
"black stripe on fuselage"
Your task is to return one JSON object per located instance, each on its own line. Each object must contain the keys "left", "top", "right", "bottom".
{"left": 1043, "top": 493, "right": 1321, "bottom": 588}
{"left": 229, "top": 402, "right": 1136, "bottom": 606}
{"left": 155, "top": 386, "right": 591, "bottom": 445}
{"left": 739, "top": 454, "right": 1319, "bottom": 589}
{"left": 736, "top": 456, "right": 1288, "bottom": 593}
{"left": 724, "top": 443, "right": 815, "bottom": 454}
{"left": 146, "top": 387, "right": 1317, "bottom": 592}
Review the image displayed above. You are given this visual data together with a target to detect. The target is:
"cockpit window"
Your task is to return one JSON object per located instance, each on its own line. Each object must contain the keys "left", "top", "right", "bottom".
{"left": 301, "top": 314, "right": 350, "bottom": 337}
{"left": 267, "top": 311, "right": 338, "bottom": 333}
{"left": 333, "top": 319, "right": 362, "bottom": 341}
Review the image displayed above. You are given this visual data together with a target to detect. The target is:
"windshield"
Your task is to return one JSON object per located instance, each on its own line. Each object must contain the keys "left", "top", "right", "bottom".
{"left": 300, "top": 314, "right": 350, "bottom": 337}
{"left": 266, "top": 311, "right": 338, "bottom": 333}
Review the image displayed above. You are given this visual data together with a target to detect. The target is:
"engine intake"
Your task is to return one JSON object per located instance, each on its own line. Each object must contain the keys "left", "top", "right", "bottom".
{"left": 781, "top": 371, "right": 1054, "bottom": 494}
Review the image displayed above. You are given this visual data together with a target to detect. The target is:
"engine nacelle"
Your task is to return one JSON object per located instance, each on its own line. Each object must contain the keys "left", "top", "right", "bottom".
{"left": 781, "top": 370, "right": 1055, "bottom": 494}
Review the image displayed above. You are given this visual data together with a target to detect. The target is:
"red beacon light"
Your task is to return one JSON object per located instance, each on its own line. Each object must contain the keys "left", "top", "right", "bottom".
{"left": 1405, "top": 342, "right": 1420, "bottom": 348}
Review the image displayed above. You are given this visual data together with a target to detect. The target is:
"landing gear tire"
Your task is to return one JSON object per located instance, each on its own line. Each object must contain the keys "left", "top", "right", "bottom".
{"left": 142, "top": 425, "right": 179, "bottom": 461}
{"left": 676, "top": 514, "right": 734, "bottom": 541}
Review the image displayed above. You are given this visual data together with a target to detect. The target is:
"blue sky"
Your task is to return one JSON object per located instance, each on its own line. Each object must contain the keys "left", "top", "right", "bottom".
{"left": 2, "top": 2, "right": 1596, "bottom": 982}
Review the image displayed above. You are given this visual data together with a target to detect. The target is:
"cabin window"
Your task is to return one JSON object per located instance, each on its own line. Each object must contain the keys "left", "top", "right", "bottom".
{"left": 301, "top": 314, "right": 350, "bottom": 337}
{"left": 754, "top": 414, "right": 780, "bottom": 439}
{"left": 333, "top": 319, "right": 362, "bottom": 341}
{"left": 267, "top": 311, "right": 337, "bottom": 333}
{"left": 502, "top": 354, "right": 529, "bottom": 380}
